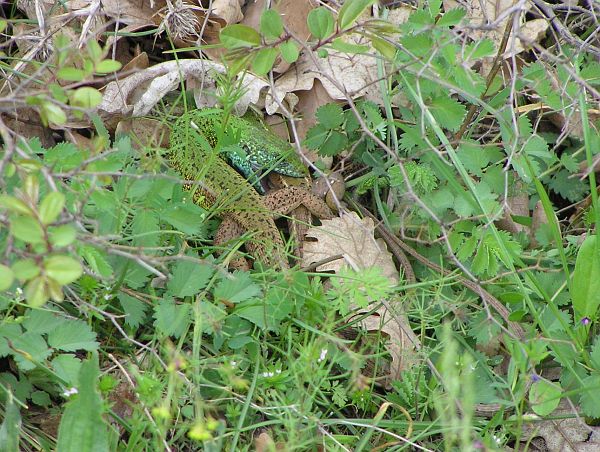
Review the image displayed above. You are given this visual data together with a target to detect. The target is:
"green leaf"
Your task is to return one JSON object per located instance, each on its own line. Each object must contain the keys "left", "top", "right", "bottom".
{"left": 39, "top": 191, "right": 65, "bottom": 225}
{"left": 303, "top": 124, "right": 329, "bottom": 150}
{"left": 40, "top": 102, "right": 67, "bottom": 126}
{"left": 0, "top": 265, "right": 14, "bottom": 291}
{"left": 279, "top": 41, "right": 299, "bottom": 63}
{"left": 330, "top": 37, "right": 369, "bottom": 54}
{"left": 466, "top": 39, "right": 495, "bottom": 60}
{"left": 12, "top": 332, "right": 52, "bottom": 370}
{"left": 24, "top": 277, "right": 49, "bottom": 307}
{"left": 214, "top": 271, "right": 261, "bottom": 304}
{"left": 428, "top": 96, "right": 467, "bottom": 132}
{"left": 10, "top": 216, "right": 44, "bottom": 244}
{"left": 56, "top": 67, "right": 87, "bottom": 82}
{"left": 49, "top": 224, "right": 77, "bottom": 247}
{"left": 318, "top": 131, "right": 348, "bottom": 156}
{"left": 0, "top": 195, "right": 32, "bottom": 215}
{"left": 437, "top": 7, "right": 466, "bottom": 26}
{"left": 370, "top": 35, "right": 396, "bottom": 60}
{"left": 47, "top": 320, "right": 98, "bottom": 352}
{"left": 153, "top": 298, "right": 191, "bottom": 338}
{"left": 117, "top": 293, "right": 148, "bottom": 329}
{"left": 316, "top": 103, "right": 344, "bottom": 129}
{"left": 572, "top": 234, "right": 600, "bottom": 321}
{"left": 579, "top": 374, "right": 600, "bottom": 418}
{"left": 51, "top": 354, "right": 83, "bottom": 386}
{"left": 56, "top": 354, "right": 110, "bottom": 452}
{"left": 94, "top": 59, "right": 122, "bottom": 74}
{"left": 86, "top": 40, "right": 103, "bottom": 62}
{"left": 71, "top": 87, "right": 103, "bottom": 109}
{"left": 80, "top": 246, "right": 113, "bottom": 278}
{"left": 167, "top": 260, "right": 214, "bottom": 297}
{"left": 44, "top": 256, "right": 83, "bottom": 285}
{"left": 529, "top": 378, "right": 561, "bottom": 416}
{"left": 260, "top": 9, "right": 283, "bottom": 40}
{"left": 307, "top": 7, "right": 335, "bottom": 40}
{"left": 220, "top": 24, "right": 261, "bottom": 49}
{"left": 252, "top": 47, "right": 279, "bottom": 76}
{"left": 0, "top": 390, "right": 21, "bottom": 451}
{"left": 12, "top": 259, "right": 40, "bottom": 282}
{"left": 161, "top": 202, "right": 206, "bottom": 235}
{"left": 338, "top": 0, "right": 375, "bottom": 31}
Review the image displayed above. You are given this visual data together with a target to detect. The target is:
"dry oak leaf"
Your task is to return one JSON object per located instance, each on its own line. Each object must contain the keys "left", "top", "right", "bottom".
{"left": 519, "top": 400, "right": 600, "bottom": 452}
{"left": 302, "top": 212, "right": 420, "bottom": 382}
{"left": 99, "top": 59, "right": 298, "bottom": 123}
{"left": 301, "top": 211, "right": 398, "bottom": 282}
{"left": 443, "top": 0, "right": 548, "bottom": 61}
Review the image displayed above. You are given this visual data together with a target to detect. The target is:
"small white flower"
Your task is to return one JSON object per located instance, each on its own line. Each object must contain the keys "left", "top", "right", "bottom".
{"left": 318, "top": 348, "right": 328, "bottom": 362}
{"left": 15, "top": 287, "right": 23, "bottom": 296}
{"left": 104, "top": 293, "right": 112, "bottom": 300}
{"left": 63, "top": 387, "right": 78, "bottom": 397}
{"left": 262, "top": 372, "right": 274, "bottom": 378}
{"left": 230, "top": 361, "right": 237, "bottom": 367}
{"left": 275, "top": 369, "right": 282, "bottom": 374}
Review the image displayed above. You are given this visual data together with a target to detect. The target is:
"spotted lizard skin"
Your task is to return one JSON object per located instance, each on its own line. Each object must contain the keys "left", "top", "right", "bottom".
{"left": 169, "top": 110, "right": 333, "bottom": 269}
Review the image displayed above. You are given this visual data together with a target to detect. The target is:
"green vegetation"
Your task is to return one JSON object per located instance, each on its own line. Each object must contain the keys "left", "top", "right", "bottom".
{"left": 1, "top": 0, "right": 600, "bottom": 450}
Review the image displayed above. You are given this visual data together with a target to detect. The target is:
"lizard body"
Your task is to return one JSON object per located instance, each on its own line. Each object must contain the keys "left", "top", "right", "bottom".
{"left": 168, "top": 110, "right": 332, "bottom": 270}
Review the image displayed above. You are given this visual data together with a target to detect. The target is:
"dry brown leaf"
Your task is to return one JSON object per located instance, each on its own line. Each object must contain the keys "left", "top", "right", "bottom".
{"left": 302, "top": 212, "right": 419, "bottom": 381}
{"left": 495, "top": 180, "right": 529, "bottom": 235}
{"left": 302, "top": 212, "right": 398, "bottom": 281}
{"left": 98, "top": 59, "right": 299, "bottom": 124}
{"left": 520, "top": 400, "right": 600, "bottom": 452}
{"left": 443, "top": 0, "right": 548, "bottom": 63}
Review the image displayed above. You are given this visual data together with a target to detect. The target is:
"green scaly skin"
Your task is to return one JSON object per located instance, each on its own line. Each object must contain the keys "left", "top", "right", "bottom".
{"left": 184, "top": 110, "right": 307, "bottom": 193}
{"left": 169, "top": 110, "right": 305, "bottom": 269}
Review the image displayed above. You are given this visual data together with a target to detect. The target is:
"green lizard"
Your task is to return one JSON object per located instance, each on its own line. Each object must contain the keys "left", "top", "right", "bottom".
{"left": 168, "top": 109, "right": 333, "bottom": 270}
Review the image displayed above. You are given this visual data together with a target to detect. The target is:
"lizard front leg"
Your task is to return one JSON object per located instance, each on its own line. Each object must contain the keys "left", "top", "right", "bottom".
{"left": 214, "top": 187, "right": 334, "bottom": 270}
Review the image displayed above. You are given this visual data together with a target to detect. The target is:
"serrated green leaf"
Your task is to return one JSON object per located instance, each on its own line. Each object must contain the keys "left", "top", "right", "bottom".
{"left": 0, "top": 265, "right": 14, "bottom": 291}
{"left": 161, "top": 202, "right": 206, "bottom": 235}
{"left": 94, "top": 59, "right": 121, "bottom": 74}
{"left": 214, "top": 271, "right": 261, "bottom": 304}
{"left": 80, "top": 246, "right": 113, "bottom": 278}
{"left": 220, "top": 24, "right": 261, "bottom": 49}
{"left": 252, "top": 47, "right": 279, "bottom": 76}
{"left": 51, "top": 354, "right": 83, "bottom": 386}
{"left": 48, "top": 320, "right": 98, "bottom": 352}
{"left": 303, "top": 124, "right": 329, "bottom": 150}
{"left": 319, "top": 131, "right": 348, "bottom": 156}
{"left": 44, "top": 256, "right": 82, "bottom": 285}
{"left": 260, "top": 9, "right": 283, "bottom": 40}
{"left": 530, "top": 379, "right": 561, "bottom": 416}
{"left": 117, "top": 293, "right": 148, "bottom": 329}
{"left": 316, "top": 103, "right": 344, "bottom": 129}
{"left": 428, "top": 96, "right": 467, "bottom": 132}
{"left": 338, "top": 0, "right": 376, "bottom": 31}
{"left": 437, "top": 7, "right": 465, "bottom": 26}
{"left": 167, "top": 260, "right": 214, "bottom": 297}
{"left": 279, "top": 41, "right": 299, "bottom": 63}
{"left": 307, "top": 7, "right": 334, "bottom": 40}
{"left": 56, "top": 354, "right": 110, "bottom": 452}
{"left": 10, "top": 216, "right": 44, "bottom": 244}
{"left": 153, "top": 298, "right": 191, "bottom": 338}
{"left": 39, "top": 191, "right": 65, "bottom": 225}
{"left": 467, "top": 39, "right": 495, "bottom": 60}
{"left": 580, "top": 374, "right": 600, "bottom": 418}
{"left": 12, "top": 332, "right": 52, "bottom": 370}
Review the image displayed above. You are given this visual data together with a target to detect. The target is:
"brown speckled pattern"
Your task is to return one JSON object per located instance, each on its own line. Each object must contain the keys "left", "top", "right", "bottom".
{"left": 170, "top": 112, "right": 334, "bottom": 270}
